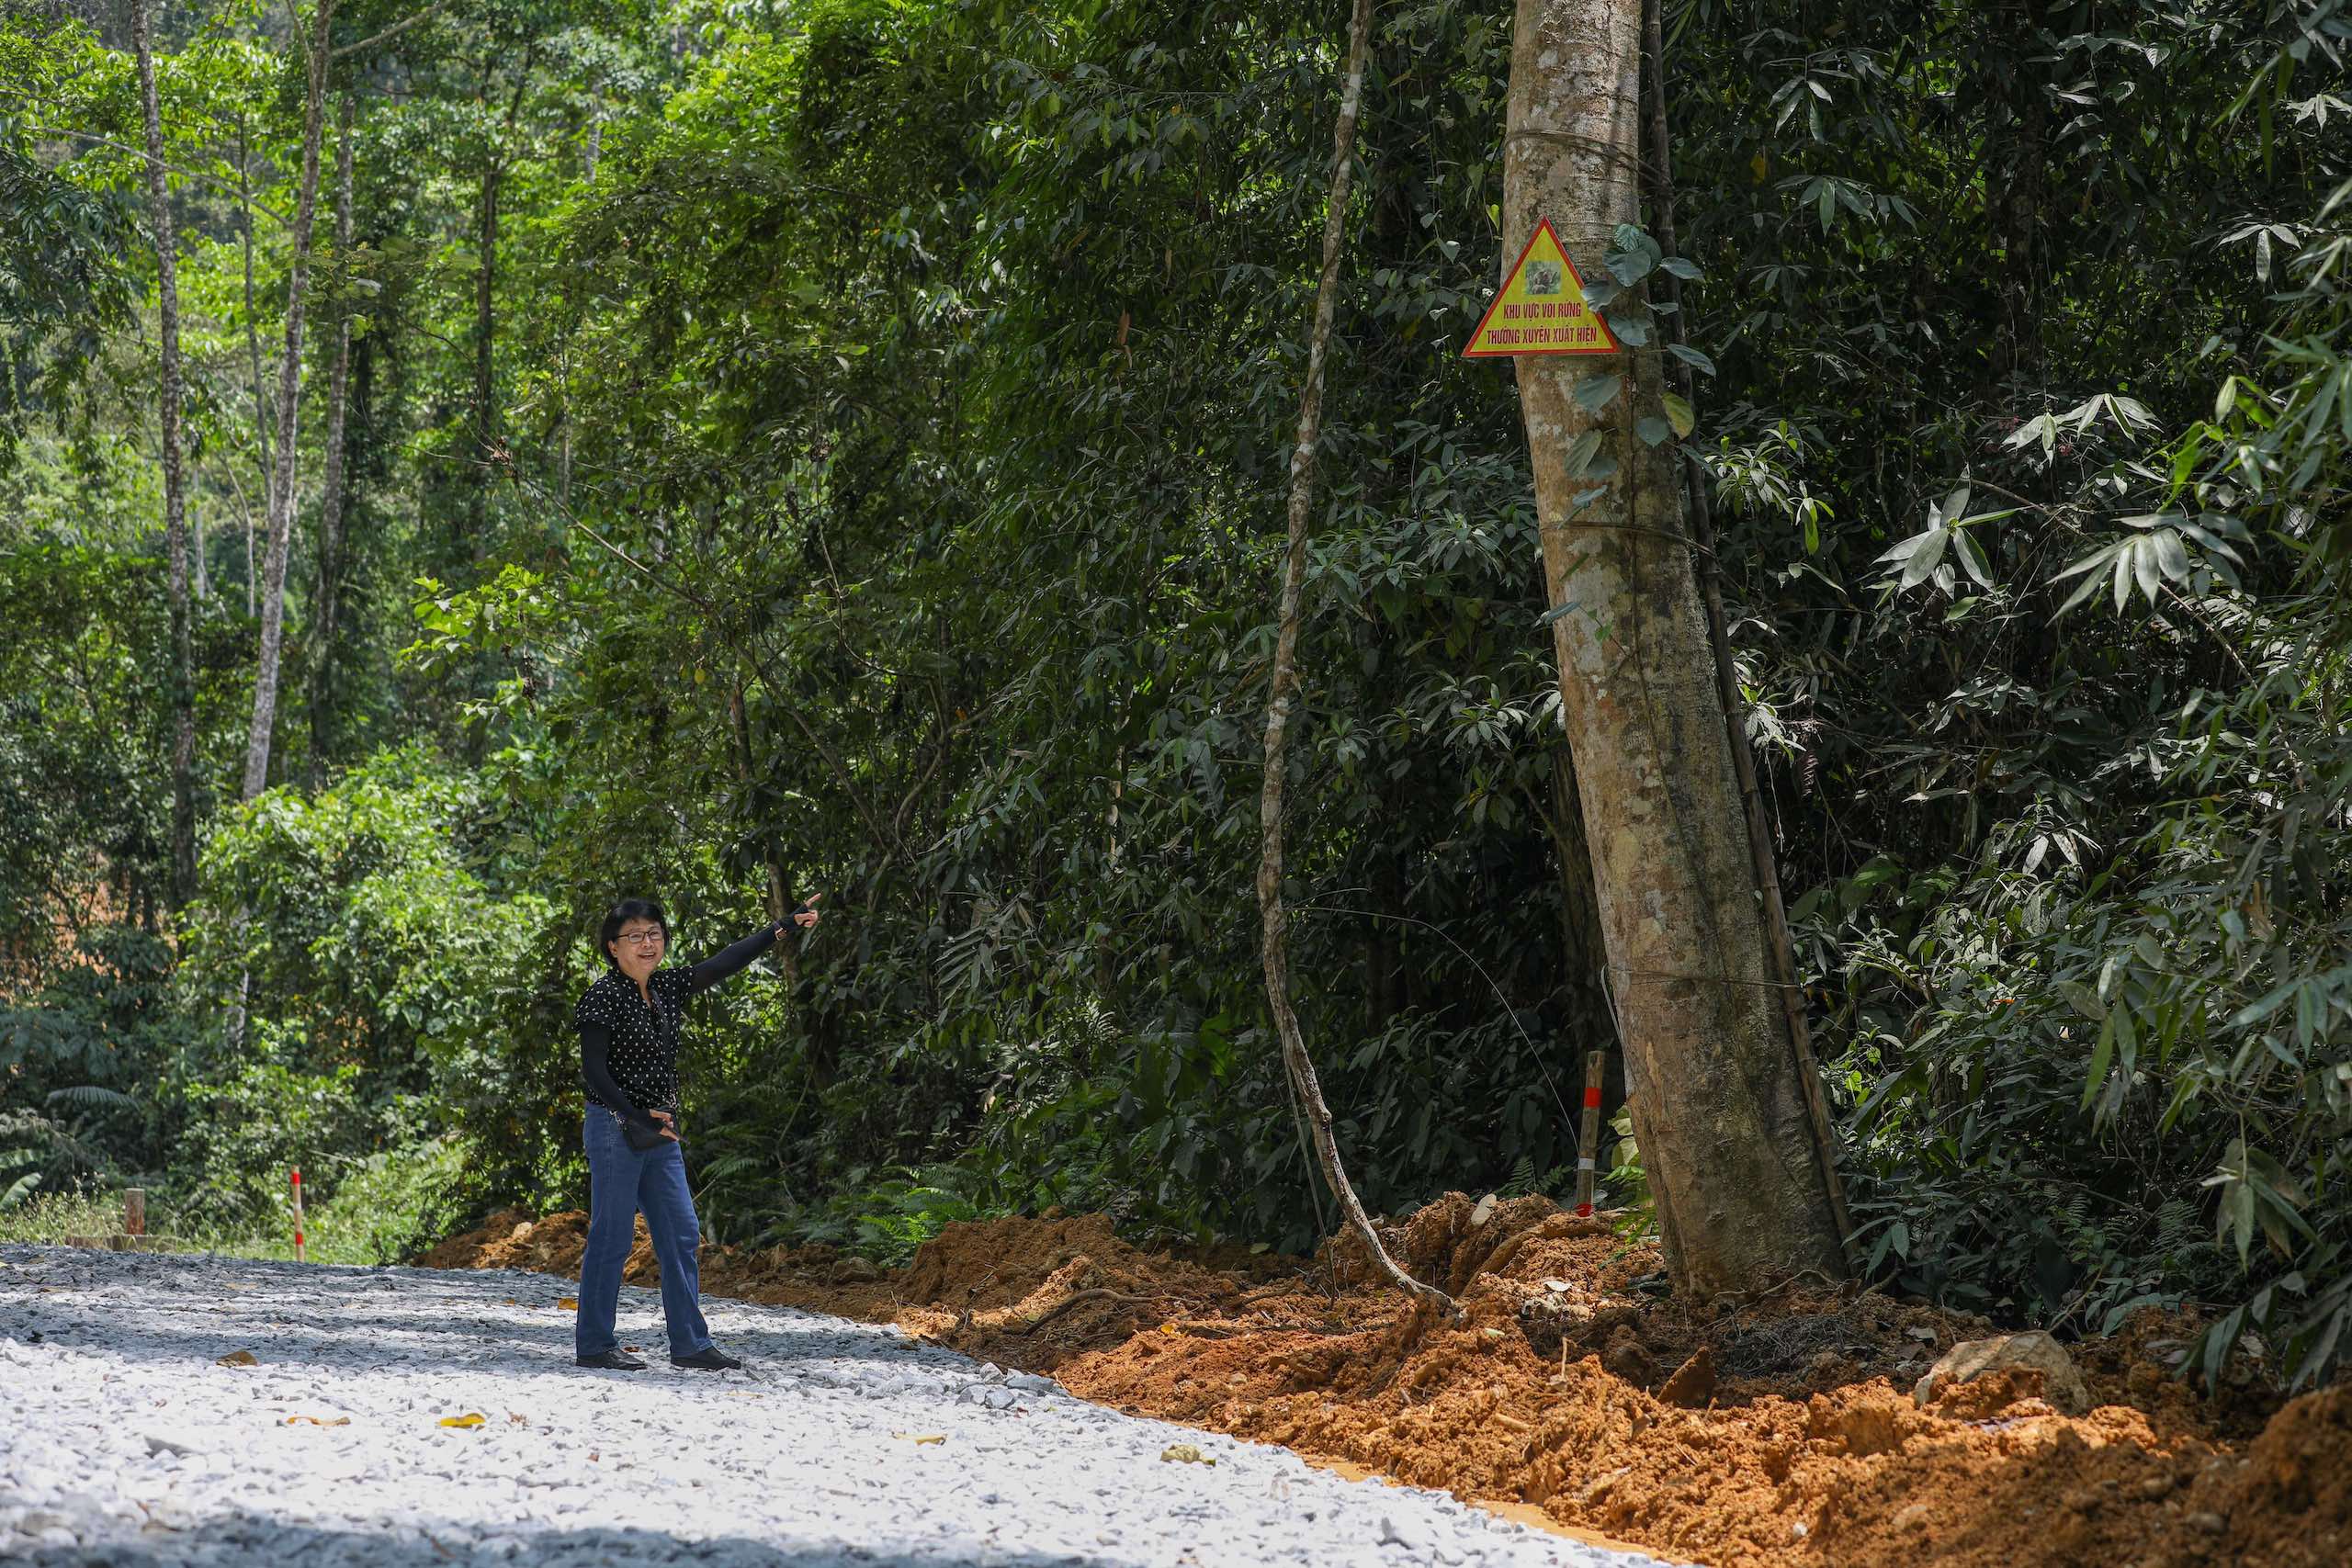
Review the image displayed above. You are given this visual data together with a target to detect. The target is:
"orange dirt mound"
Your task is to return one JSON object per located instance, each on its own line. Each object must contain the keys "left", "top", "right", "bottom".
{"left": 416, "top": 1208, "right": 657, "bottom": 1283}
{"left": 424, "top": 1192, "right": 2346, "bottom": 1567}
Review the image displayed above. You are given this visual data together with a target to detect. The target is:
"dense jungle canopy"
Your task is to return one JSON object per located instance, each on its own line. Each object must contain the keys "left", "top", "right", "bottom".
{"left": 3, "top": 0, "right": 2349, "bottom": 1389}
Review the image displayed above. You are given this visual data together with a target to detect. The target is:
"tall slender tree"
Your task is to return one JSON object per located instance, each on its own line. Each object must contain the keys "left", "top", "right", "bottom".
{"left": 1502, "top": 0, "right": 1845, "bottom": 1293}
{"left": 1257, "top": 0, "right": 1447, "bottom": 1312}
{"left": 308, "top": 91, "right": 357, "bottom": 784}
{"left": 241, "top": 0, "right": 338, "bottom": 801}
{"left": 131, "top": 0, "right": 198, "bottom": 906}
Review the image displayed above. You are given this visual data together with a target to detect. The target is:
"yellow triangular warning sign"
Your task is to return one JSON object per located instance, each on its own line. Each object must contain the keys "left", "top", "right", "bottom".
{"left": 1462, "top": 219, "right": 1621, "bottom": 358}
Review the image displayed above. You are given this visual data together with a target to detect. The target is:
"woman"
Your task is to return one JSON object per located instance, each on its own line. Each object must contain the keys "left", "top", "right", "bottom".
{"left": 573, "top": 894, "right": 820, "bottom": 1371}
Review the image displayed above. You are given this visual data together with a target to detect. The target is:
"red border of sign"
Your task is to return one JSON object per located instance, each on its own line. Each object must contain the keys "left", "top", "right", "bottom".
{"left": 1461, "top": 218, "right": 1623, "bottom": 358}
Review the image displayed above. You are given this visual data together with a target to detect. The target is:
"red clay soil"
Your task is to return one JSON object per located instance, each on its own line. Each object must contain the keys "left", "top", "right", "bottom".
{"left": 422, "top": 1195, "right": 2347, "bottom": 1568}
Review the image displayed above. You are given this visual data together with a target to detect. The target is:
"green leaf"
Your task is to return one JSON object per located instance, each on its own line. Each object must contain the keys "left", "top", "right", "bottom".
{"left": 1634, "top": 416, "right": 1672, "bottom": 446}
{"left": 1563, "top": 429, "right": 1605, "bottom": 478}
{"left": 1950, "top": 526, "right": 1993, "bottom": 589}
{"left": 1571, "top": 375, "right": 1623, "bottom": 413}
{"left": 2056, "top": 979, "right": 2107, "bottom": 1021}
{"left": 1661, "top": 390, "right": 1695, "bottom": 438}
{"left": 2082, "top": 1012, "right": 2117, "bottom": 1111}
{"left": 1666, "top": 344, "right": 1716, "bottom": 375}
{"left": 1898, "top": 528, "right": 1949, "bottom": 590}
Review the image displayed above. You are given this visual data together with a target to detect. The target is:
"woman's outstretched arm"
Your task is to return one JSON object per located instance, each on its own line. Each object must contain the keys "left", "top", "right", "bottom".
{"left": 580, "top": 1021, "right": 661, "bottom": 1132}
{"left": 683, "top": 924, "right": 787, "bottom": 993}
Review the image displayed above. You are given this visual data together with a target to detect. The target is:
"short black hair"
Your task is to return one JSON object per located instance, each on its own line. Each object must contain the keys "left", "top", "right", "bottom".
{"left": 597, "top": 897, "right": 669, "bottom": 971}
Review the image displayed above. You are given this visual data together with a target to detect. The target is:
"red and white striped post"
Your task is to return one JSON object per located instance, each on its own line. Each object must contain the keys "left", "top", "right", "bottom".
{"left": 290, "top": 1167, "right": 306, "bottom": 1262}
{"left": 1574, "top": 1050, "right": 1605, "bottom": 1217}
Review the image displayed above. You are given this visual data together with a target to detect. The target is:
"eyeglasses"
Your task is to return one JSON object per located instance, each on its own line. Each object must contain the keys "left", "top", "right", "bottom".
{"left": 616, "top": 930, "right": 666, "bottom": 947}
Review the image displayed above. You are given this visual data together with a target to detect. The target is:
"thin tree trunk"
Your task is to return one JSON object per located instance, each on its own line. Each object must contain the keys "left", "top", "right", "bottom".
{"left": 133, "top": 0, "right": 198, "bottom": 909}
{"left": 194, "top": 490, "right": 209, "bottom": 601}
{"left": 241, "top": 0, "right": 338, "bottom": 802}
{"left": 238, "top": 115, "right": 275, "bottom": 519}
{"left": 308, "top": 91, "right": 357, "bottom": 786}
{"left": 1544, "top": 748, "right": 1610, "bottom": 1036}
{"left": 469, "top": 158, "right": 500, "bottom": 551}
{"left": 1256, "top": 0, "right": 1448, "bottom": 1314}
{"left": 1640, "top": 0, "right": 1849, "bottom": 1249}
{"left": 559, "top": 111, "right": 601, "bottom": 511}
{"left": 1503, "top": 0, "right": 1844, "bottom": 1295}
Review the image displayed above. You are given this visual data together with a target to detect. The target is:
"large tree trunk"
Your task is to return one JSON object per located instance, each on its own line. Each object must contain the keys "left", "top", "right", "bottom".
{"left": 241, "top": 0, "right": 337, "bottom": 803}
{"left": 1640, "top": 0, "right": 1849, "bottom": 1247}
{"left": 1257, "top": 0, "right": 1448, "bottom": 1312}
{"left": 1503, "top": 0, "right": 1844, "bottom": 1295}
{"left": 308, "top": 92, "right": 357, "bottom": 786}
{"left": 133, "top": 0, "right": 198, "bottom": 910}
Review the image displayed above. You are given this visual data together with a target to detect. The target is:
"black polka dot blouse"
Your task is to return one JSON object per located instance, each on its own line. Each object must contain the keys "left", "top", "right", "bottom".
{"left": 575, "top": 924, "right": 788, "bottom": 1131}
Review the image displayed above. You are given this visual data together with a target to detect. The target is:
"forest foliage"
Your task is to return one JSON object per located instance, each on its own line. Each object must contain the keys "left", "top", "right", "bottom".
{"left": 3, "top": 0, "right": 2349, "bottom": 1387}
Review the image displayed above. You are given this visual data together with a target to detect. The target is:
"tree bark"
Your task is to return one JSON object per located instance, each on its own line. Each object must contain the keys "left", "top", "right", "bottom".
{"left": 238, "top": 115, "right": 274, "bottom": 536}
{"left": 1257, "top": 0, "right": 1449, "bottom": 1313}
{"left": 132, "top": 0, "right": 198, "bottom": 909}
{"left": 308, "top": 91, "right": 357, "bottom": 786}
{"left": 1503, "top": 0, "right": 1844, "bottom": 1295}
{"left": 241, "top": 0, "right": 337, "bottom": 803}
{"left": 1640, "top": 0, "right": 1849, "bottom": 1249}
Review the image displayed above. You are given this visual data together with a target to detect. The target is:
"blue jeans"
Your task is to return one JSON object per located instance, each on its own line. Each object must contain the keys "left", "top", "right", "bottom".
{"left": 575, "top": 1111, "right": 712, "bottom": 1360}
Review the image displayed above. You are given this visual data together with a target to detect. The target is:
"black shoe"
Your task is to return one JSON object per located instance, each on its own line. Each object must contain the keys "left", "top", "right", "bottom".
{"left": 576, "top": 1348, "right": 647, "bottom": 1370}
{"left": 670, "top": 1346, "right": 743, "bottom": 1371}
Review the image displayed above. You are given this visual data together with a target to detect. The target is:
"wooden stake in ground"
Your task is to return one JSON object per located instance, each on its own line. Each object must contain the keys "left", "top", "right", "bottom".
{"left": 291, "top": 1167, "right": 306, "bottom": 1262}
{"left": 1499, "top": 0, "right": 1845, "bottom": 1294}
{"left": 1574, "top": 1050, "right": 1604, "bottom": 1217}
{"left": 124, "top": 1189, "right": 146, "bottom": 1238}
{"left": 1256, "top": 0, "right": 1452, "bottom": 1316}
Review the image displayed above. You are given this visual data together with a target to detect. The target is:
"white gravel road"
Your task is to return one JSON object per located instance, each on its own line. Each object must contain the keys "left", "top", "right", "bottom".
{"left": 0, "top": 1245, "right": 1673, "bottom": 1568}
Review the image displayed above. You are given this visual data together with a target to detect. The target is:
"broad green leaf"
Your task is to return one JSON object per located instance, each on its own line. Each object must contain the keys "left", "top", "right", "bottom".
{"left": 1951, "top": 526, "right": 1993, "bottom": 588}
{"left": 1662, "top": 390, "right": 1695, "bottom": 438}
{"left": 1571, "top": 375, "right": 1623, "bottom": 413}
{"left": 1563, "top": 429, "right": 1603, "bottom": 478}
{"left": 1898, "top": 527, "right": 1949, "bottom": 590}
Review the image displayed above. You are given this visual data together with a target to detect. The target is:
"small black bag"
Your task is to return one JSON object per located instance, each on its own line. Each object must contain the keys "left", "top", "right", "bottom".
{"left": 622, "top": 1119, "right": 670, "bottom": 1152}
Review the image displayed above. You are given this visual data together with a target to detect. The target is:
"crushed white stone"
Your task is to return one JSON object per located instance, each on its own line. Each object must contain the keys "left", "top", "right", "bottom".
{"left": 0, "top": 1245, "right": 1678, "bottom": 1568}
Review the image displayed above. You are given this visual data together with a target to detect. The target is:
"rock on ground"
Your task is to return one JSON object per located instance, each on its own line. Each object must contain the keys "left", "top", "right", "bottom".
{"left": 0, "top": 1245, "right": 1677, "bottom": 1568}
{"left": 1910, "top": 1329, "right": 2089, "bottom": 1416}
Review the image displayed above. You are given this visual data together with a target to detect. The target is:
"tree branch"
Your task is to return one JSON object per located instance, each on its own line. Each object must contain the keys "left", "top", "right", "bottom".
{"left": 332, "top": 0, "right": 458, "bottom": 61}
{"left": 11, "top": 116, "right": 294, "bottom": 226}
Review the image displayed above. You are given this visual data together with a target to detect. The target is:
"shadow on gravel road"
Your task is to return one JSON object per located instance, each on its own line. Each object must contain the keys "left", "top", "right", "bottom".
{"left": 30, "top": 1514, "right": 1135, "bottom": 1568}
